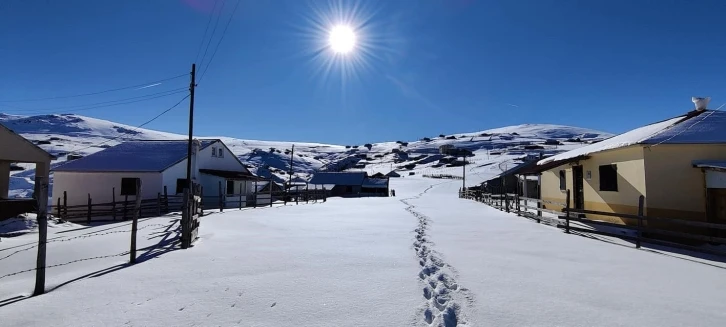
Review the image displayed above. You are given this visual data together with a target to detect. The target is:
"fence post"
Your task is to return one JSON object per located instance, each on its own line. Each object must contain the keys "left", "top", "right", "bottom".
{"left": 199, "top": 186, "right": 205, "bottom": 217}
{"left": 515, "top": 194, "right": 520, "bottom": 216}
{"left": 112, "top": 188, "right": 117, "bottom": 220}
{"left": 157, "top": 192, "right": 162, "bottom": 217}
{"left": 181, "top": 188, "right": 190, "bottom": 249}
{"left": 63, "top": 191, "right": 67, "bottom": 218}
{"left": 219, "top": 181, "right": 224, "bottom": 212}
{"left": 123, "top": 195, "right": 128, "bottom": 220}
{"left": 163, "top": 185, "right": 169, "bottom": 213}
{"left": 306, "top": 183, "right": 309, "bottom": 204}
{"left": 239, "top": 183, "right": 243, "bottom": 210}
{"left": 33, "top": 176, "right": 49, "bottom": 296}
{"left": 269, "top": 179, "right": 273, "bottom": 207}
{"left": 323, "top": 187, "right": 327, "bottom": 202}
{"left": 87, "top": 193, "right": 92, "bottom": 224}
{"left": 565, "top": 190, "right": 571, "bottom": 234}
{"left": 130, "top": 179, "right": 142, "bottom": 264}
{"left": 637, "top": 195, "right": 644, "bottom": 249}
{"left": 537, "top": 197, "right": 542, "bottom": 218}
{"left": 296, "top": 187, "right": 299, "bottom": 205}
{"left": 56, "top": 197, "right": 61, "bottom": 220}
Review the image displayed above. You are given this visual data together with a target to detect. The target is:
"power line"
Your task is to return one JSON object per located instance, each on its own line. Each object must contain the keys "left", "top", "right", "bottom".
{"left": 0, "top": 73, "right": 188, "bottom": 103}
{"left": 198, "top": 0, "right": 226, "bottom": 69}
{"left": 67, "top": 94, "right": 191, "bottom": 155}
{"left": 199, "top": 0, "right": 241, "bottom": 84}
{"left": 1, "top": 88, "right": 188, "bottom": 114}
{"left": 194, "top": 0, "right": 220, "bottom": 64}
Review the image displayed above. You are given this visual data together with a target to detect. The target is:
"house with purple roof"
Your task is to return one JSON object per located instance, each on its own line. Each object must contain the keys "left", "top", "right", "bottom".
{"left": 52, "top": 139, "right": 263, "bottom": 209}
{"left": 531, "top": 101, "right": 726, "bottom": 235}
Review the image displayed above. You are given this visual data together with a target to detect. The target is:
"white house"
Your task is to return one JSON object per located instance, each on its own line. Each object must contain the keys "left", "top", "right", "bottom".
{"left": 52, "top": 139, "right": 261, "bottom": 208}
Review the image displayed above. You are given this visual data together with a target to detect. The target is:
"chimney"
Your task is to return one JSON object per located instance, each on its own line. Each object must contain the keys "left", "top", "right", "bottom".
{"left": 692, "top": 96, "right": 710, "bottom": 111}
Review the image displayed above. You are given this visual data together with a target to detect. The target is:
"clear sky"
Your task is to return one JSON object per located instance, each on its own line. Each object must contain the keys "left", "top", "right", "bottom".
{"left": 1, "top": 0, "right": 725, "bottom": 145}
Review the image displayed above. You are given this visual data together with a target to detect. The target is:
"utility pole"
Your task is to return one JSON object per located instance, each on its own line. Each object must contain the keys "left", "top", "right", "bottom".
{"left": 288, "top": 144, "right": 294, "bottom": 202}
{"left": 184, "top": 63, "right": 196, "bottom": 244}
{"left": 462, "top": 155, "right": 466, "bottom": 190}
{"left": 185, "top": 63, "right": 196, "bottom": 187}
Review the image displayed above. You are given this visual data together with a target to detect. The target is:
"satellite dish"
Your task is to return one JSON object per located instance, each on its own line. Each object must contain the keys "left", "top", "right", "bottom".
{"left": 692, "top": 96, "right": 710, "bottom": 111}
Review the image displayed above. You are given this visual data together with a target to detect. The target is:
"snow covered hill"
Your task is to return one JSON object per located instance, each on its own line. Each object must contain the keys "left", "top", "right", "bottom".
{"left": 1, "top": 113, "right": 612, "bottom": 196}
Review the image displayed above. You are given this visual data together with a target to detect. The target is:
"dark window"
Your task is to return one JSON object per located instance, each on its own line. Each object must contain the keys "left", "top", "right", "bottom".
{"left": 227, "top": 180, "right": 235, "bottom": 195}
{"left": 211, "top": 147, "right": 217, "bottom": 157}
{"left": 219, "top": 148, "right": 224, "bottom": 158}
{"left": 121, "top": 178, "right": 140, "bottom": 196}
{"left": 176, "top": 179, "right": 188, "bottom": 194}
{"left": 599, "top": 164, "right": 618, "bottom": 192}
{"left": 559, "top": 170, "right": 566, "bottom": 190}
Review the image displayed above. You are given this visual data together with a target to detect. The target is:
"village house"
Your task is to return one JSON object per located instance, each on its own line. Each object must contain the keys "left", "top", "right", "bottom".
{"left": 309, "top": 172, "right": 389, "bottom": 197}
{"left": 0, "top": 124, "right": 54, "bottom": 220}
{"left": 52, "top": 139, "right": 261, "bottom": 209}
{"left": 533, "top": 103, "right": 726, "bottom": 232}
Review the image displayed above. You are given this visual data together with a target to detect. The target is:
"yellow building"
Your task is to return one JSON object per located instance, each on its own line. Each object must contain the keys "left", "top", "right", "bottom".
{"left": 533, "top": 108, "right": 726, "bottom": 231}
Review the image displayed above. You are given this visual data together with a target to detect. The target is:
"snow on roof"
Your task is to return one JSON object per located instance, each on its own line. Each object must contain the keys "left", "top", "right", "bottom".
{"left": 362, "top": 178, "right": 389, "bottom": 188}
{"left": 309, "top": 172, "right": 367, "bottom": 185}
{"left": 692, "top": 160, "right": 726, "bottom": 170}
{"left": 538, "top": 116, "right": 685, "bottom": 166}
{"left": 54, "top": 140, "right": 216, "bottom": 172}
{"left": 641, "top": 110, "right": 726, "bottom": 144}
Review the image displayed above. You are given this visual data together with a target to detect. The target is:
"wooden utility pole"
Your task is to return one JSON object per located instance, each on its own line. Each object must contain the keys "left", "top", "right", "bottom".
{"left": 183, "top": 63, "right": 196, "bottom": 244}
{"left": 288, "top": 144, "right": 294, "bottom": 203}
{"left": 462, "top": 156, "right": 466, "bottom": 190}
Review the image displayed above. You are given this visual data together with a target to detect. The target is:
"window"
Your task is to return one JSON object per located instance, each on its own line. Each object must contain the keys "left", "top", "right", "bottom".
{"left": 599, "top": 164, "right": 618, "bottom": 192}
{"left": 176, "top": 179, "right": 188, "bottom": 194}
{"left": 121, "top": 178, "right": 140, "bottom": 196}
{"left": 558, "top": 170, "right": 566, "bottom": 191}
{"left": 226, "top": 180, "right": 235, "bottom": 195}
{"left": 211, "top": 147, "right": 217, "bottom": 157}
{"left": 218, "top": 148, "right": 224, "bottom": 158}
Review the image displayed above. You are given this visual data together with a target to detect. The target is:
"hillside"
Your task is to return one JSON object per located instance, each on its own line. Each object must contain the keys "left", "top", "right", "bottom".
{"left": 1, "top": 113, "right": 612, "bottom": 197}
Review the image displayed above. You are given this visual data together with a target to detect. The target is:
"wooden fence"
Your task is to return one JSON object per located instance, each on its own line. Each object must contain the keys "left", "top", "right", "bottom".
{"left": 459, "top": 189, "right": 726, "bottom": 257}
{"left": 423, "top": 174, "right": 463, "bottom": 180}
{"left": 52, "top": 183, "right": 328, "bottom": 223}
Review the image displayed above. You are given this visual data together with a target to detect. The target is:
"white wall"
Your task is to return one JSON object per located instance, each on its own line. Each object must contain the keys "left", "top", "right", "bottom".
{"left": 198, "top": 141, "right": 250, "bottom": 172}
{"left": 161, "top": 159, "right": 190, "bottom": 196}
{"left": 52, "top": 171, "right": 162, "bottom": 207}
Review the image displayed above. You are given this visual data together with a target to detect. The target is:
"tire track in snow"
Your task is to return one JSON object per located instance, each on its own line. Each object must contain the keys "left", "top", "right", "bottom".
{"left": 401, "top": 183, "right": 474, "bottom": 327}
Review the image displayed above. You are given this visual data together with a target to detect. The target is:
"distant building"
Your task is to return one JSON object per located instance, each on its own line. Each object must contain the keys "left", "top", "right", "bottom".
{"left": 53, "top": 139, "right": 261, "bottom": 210}
{"left": 309, "top": 172, "right": 389, "bottom": 197}
{"left": 0, "top": 123, "right": 54, "bottom": 220}
{"left": 439, "top": 144, "right": 455, "bottom": 155}
{"left": 385, "top": 171, "right": 401, "bottom": 178}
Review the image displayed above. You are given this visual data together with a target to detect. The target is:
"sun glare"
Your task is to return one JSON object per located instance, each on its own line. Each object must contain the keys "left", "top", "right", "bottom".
{"left": 328, "top": 25, "right": 356, "bottom": 54}
{"left": 294, "top": 0, "right": 399, "bottom": 90}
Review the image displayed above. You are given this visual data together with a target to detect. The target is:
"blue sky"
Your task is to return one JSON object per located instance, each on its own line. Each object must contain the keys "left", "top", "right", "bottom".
{"left": 1, "top": 0, "right": 725, "bottom": 144}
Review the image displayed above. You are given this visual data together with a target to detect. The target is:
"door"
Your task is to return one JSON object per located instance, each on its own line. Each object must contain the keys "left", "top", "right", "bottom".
{"left": 572, "top": 166, "right": 585, "bottom": 210}
{"left": 707, "top": 188, "right": 726, "bottom": 238}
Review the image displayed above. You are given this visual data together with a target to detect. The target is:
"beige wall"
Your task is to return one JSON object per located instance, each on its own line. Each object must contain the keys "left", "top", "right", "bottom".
{"left": 540, "top": 146, "right": 645, "bottom": 224}
{"left": 0, "top": 126, "right": 52, "bottom": 164}
{"left": 643, "top": 144, "right": 726, "bottom": 221}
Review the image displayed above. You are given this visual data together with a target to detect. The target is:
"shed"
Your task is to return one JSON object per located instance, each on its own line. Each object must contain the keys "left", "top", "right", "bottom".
{"left": 0, "top": 123, "right": 55, "bottom": 220}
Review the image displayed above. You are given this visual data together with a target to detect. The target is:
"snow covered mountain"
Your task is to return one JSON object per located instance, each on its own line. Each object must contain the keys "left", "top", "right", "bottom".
{"left": 1, "top": 113, "right": 612, "bottom": 197}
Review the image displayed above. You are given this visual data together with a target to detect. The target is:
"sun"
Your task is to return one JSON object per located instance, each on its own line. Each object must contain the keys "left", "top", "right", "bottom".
{"left": 328, "top": 25, "right": 356, "bottom": 54}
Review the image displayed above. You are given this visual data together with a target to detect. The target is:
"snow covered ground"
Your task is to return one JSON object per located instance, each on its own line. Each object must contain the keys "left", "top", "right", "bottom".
{"left": 2, "top": 177, "right": 725, "bottom": 326}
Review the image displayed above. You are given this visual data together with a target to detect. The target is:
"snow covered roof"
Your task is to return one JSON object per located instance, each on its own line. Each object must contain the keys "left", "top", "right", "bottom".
{"left": 362, "top": 178, "right": 389, "bottom": 188}
{"left": 54, "top": 139, "right": 217, "bottom": 172}
{"left": 692, "top": 160, "right": 726, "bottom": 170}
{"left": 538, "top": 115, "right": 686, "bottom": 166}
{"left": 309, "top": 172, "right": 367, "bottom": 185}
{"left": 640, "top": 110, "right": 726, "bottom": 144}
